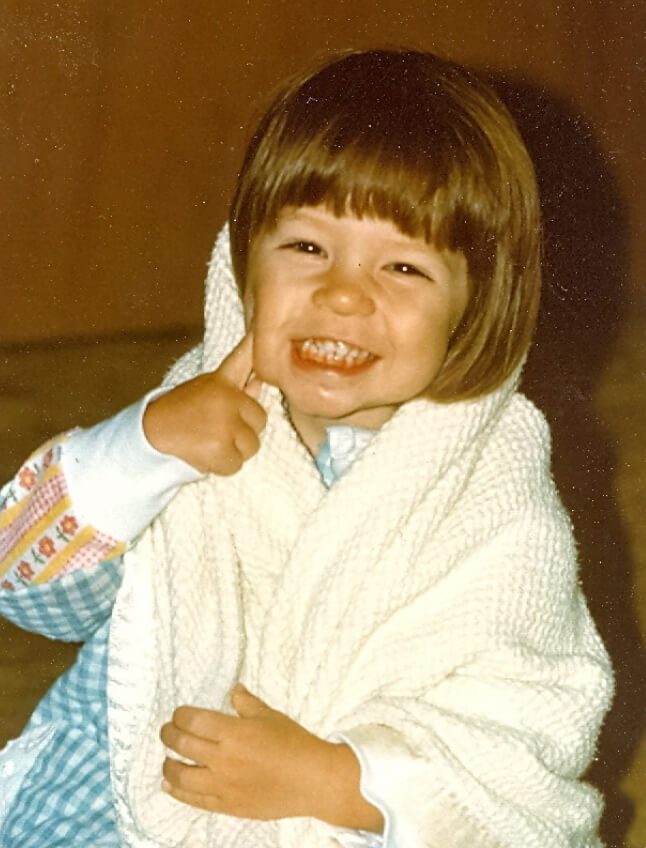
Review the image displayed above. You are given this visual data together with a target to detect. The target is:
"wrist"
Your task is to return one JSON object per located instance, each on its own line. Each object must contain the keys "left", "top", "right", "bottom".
{"left": 142, "top": 392, "right": 175, "bottom": 457}
{"left": 314, "top": 741, "right": 384, "bottom": 833}
{"left": 64, "top": 392, "right": 201, "bottom": 541}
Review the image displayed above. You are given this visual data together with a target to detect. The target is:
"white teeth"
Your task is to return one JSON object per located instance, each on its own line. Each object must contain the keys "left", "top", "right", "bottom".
{"left": 298, "top": 338, "right": 372, "bottom": 366}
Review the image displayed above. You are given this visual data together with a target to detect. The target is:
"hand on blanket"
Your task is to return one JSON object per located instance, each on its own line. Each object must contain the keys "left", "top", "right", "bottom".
{"left": 143, "top": 332, "right": 267, "bottom": 475}
{"left": 160, "top": 683, "right": 384, "bottom": 832}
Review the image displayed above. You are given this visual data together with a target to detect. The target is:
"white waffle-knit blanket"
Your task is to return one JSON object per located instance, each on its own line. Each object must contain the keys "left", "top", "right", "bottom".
{"left": 107, "top": 227, "right": 613, "bottom": 847}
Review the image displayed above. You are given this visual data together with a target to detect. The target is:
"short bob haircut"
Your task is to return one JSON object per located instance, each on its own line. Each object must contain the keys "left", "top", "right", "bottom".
{"left": 229, "top": 49, "right": 541, "bottom": 402}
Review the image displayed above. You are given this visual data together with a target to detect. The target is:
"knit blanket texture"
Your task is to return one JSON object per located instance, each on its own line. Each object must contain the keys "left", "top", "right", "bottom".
{"left": 107, "top": 227, "right": 613, "bottom": 848}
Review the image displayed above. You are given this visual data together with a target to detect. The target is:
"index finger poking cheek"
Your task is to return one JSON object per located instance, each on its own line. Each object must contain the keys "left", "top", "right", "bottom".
{"left": 218, "top": 331, "right": 255, "bottom": 389}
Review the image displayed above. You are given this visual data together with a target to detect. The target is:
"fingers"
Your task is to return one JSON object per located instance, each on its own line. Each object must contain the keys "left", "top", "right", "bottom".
{"left": 169, "top": 705, "right": 236, "bottom": 739}
{"left": 218, "top": 331, "right": 255, "bottom": 389}
{"left": 215, "top": 408, "right": 262, "bottom": 477}
{"left": 219, "top": 332, "right": 267, "bottom": 445}
{"left": 162, "top": 758, "right": 220, "bottom": 803}
{"left": 161, "top": 720, "right": 218, "bottom": 767}
{"left": 243, "top": 375, "right": 263, "bottom": 402}
{"left": 162, "top": 691, "right": 269, "bottom": 756}
{"left": 229, "top": 384, "right": 267, "bottom": 471}
{"left": 162, "top": 774, "right": 221, "bottom": 812}
{"left": 230, "top": 684, "right": 270, "bottom": 719}
{"left": 160, "top": 709, "right": 226, "bottom": 795}
{"left": 162, "top": 775, "right": 214, "bottom": 808}
{"left": 220, "top": 333, "right": 266, "bottom": 430}
{"left": 233, "top": 424, "right": 260, "bottom": 461}
{"left": 238, "top": 392, "right": 267, "bottom": 434}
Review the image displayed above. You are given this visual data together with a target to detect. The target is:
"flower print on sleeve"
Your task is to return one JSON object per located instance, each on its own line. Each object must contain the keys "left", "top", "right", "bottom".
{"left": 1, "top": 436, "right": 125, "bottom": 588}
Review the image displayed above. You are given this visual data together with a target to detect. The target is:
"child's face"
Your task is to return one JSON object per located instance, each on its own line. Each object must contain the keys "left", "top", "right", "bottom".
{"left": 245, "top": 205, "right": 468, "bottom": 451}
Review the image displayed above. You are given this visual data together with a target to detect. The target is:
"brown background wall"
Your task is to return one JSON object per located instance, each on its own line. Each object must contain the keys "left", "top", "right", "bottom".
{"left": 0, "top": 0, "right": 643, "bottom": 344}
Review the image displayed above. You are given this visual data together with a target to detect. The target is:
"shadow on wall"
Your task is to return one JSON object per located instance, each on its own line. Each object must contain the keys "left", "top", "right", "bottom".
{"left": 491, "top": 74, "right": 642, "bottom": 847}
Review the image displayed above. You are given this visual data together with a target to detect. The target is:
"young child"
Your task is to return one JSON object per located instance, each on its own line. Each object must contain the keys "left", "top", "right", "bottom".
{"left": 0, "top": 49, "right": 613, "bottom": 847}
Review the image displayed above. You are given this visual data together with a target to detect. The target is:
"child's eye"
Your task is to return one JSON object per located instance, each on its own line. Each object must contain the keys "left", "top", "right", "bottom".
{"left": 282, "top": 240, "right": 324, "bottom": 256}
{"left": 388, "top": 262, "right": 431, "bottom": 280}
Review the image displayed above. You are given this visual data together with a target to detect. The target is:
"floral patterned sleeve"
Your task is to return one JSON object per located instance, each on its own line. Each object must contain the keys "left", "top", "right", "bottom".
{"left": 0, "top": 435, "right": 125, "bottom": 592}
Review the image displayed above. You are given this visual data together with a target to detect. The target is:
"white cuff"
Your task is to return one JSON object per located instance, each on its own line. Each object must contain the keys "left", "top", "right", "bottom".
{"left": 329, "top": 731, "right": 391, "bottom": 848}
{"left": 63, "top": 390, "right": 204, "bottom": 541}
{"left": 336, "top": 726, "right": 504, "bottom": 848}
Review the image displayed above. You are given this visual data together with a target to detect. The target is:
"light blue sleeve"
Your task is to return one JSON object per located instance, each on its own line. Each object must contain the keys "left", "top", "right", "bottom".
{"left": 0, "top": 558, "right": 124, "bottom": 641}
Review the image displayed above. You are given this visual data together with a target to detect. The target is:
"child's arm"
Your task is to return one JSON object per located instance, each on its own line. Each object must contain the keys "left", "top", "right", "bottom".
{"left": 0, "top": 412, "right": 196, "bottom": 640}
{"left": 160, "top": 684, "right": 384, "bottom": 833}
{"left": 0, "top": 432, "right": 127, "bottom": 639}
{"left": 63, "top": 332, "right": 264, "bottom": 543}
{"left": 0, "top": 390, "right": 203, "bottom": 596}
{"left": 0, "top": 334, "right": 265, "bottom": 637}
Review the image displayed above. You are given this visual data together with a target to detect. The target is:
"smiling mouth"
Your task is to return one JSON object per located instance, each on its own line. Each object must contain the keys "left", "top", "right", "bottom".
{"left": 292, "top": 338, "right": 377, "bottom": 371}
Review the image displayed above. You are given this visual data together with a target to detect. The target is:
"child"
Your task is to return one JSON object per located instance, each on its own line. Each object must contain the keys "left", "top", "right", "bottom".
{"left": 0, "top": 49, "right": 613, "bottom": 847}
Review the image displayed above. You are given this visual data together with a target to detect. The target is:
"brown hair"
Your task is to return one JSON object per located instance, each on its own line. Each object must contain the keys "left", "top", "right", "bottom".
{"left": 229, "top": 49, "right": 541, "bottom": 401}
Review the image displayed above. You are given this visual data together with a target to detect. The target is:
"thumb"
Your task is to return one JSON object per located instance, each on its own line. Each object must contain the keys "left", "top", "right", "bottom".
{"left": 218, "top": 331, "right": 255, "bottom": 389}
{"left": 231, "top": 683, "right": 270, "bottom": 718}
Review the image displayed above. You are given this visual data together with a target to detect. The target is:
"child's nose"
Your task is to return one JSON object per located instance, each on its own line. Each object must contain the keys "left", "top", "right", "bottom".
{"left": 311, "top": 268, "right": 375, "bottom": 317}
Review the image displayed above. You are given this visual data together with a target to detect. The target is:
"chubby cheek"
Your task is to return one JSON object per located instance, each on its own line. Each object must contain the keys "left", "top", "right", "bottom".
{"left": 403, "top": 326, "right": 451, "bottom": 393}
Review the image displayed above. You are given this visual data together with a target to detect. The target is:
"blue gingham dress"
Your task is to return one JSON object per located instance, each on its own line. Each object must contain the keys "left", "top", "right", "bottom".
{"left": 0, "top": 560, "right": 123, "bottom": 846}
{"left": 0, "top": 427, "right": 377, "bottom": 846}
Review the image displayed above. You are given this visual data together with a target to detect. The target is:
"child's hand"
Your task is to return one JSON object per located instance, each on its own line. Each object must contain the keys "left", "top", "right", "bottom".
{"left": 143, "top": 333, "right": 267, "bottom": 475}
{"left": 160, "top": 684, "right": 384, "bottom": 832}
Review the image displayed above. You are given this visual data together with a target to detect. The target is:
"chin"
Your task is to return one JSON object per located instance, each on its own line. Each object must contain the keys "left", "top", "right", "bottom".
{"left": 286, "top": 385, "right": 360, "bottom": 414}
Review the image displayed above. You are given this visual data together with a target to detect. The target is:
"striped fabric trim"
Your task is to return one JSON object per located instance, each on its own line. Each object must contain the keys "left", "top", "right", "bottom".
{"left": 0, "top": 435, "right": 123, "bottom": 589}
{"left": 33, "top": 525, "right": 96, "bottom": 584}
{"left": 0, "top": 491, "right": 71, "bottom": 574}
{"left": 35, "top": 531, "right": 125, "bottom": 584}
{"left": 0, "top": 462, "right": 61, "bottom": 530}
